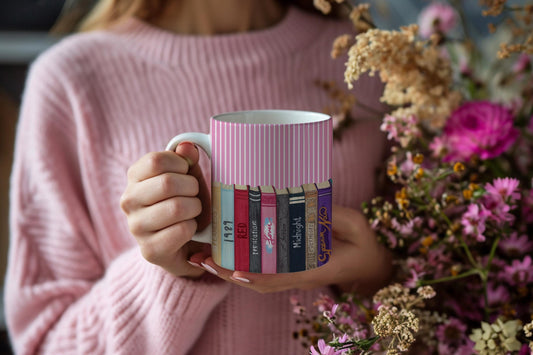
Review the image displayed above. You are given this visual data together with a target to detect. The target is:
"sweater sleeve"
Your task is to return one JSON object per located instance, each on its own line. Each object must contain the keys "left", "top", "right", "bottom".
{"left": 5, "top": 48, "right": 231, "bottom": 355}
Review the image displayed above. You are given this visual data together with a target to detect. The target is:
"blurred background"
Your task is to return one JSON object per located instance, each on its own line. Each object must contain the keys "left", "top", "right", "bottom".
{"left": 0, "top": 1, "right": 95, "bottom": 353}
{"left": 0, "top": 0, "right": 503, "bottom": 353}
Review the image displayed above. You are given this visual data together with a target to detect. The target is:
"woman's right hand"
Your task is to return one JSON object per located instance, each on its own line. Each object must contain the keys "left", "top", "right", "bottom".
{"left": 120, "top": 142, "right": 211, "bottom": 278}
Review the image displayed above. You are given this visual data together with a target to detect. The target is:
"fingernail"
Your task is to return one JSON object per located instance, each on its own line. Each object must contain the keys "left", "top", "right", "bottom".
{"left": 187, "top": 260, "right": 201, "bottom": 268}
{"left": 201, "top": 262, "right": 218, "bottom": 275}
{"left": 177, "top": 143, "right": 197, "bottom": 167}
{"left": 230, "top": 276, "right": 250, "bottom": 283}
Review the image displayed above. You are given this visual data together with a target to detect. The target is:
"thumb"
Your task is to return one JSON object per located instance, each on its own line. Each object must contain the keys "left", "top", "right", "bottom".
{"left": 174, "top": 142, "right": 211, "bottom": 230}
{"left": 174, "top": 141, "right": 200, "bottom": 169}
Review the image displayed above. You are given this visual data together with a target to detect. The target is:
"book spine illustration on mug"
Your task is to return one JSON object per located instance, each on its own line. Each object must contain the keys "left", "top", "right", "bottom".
{"left": 220, "top": 183, "right": 234, "bottom": 270}
{"left": 234, "top": 184, "right": 250, "bottom": 272}
{"left": 288, "top": 186, "right": 306, "bottom": 272}
{"left": 211, "top": 181, "right": 222, "bottom": 265}
{"left": 275, "top": 187, "right": 290, "bottom": 273}
{"left": 260, "top": 185, "right": 277, "bottom": 274}
{"left": 248, "top": 186, "right": 262, "bottom": 273}
{"left": 316, "top": 179, "right": 332, "bottom": 267}
{"left": 302, "top": 183, "right": 318, "bottom": 270}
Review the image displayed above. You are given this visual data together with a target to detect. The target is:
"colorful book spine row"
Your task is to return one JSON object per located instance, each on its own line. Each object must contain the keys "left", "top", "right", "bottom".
{"left": 211, "top": 179, "right": 332, "bottom": 274}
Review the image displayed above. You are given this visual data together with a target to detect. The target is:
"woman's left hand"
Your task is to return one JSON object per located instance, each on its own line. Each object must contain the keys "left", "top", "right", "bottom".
{"left": 189, "top": 204, "right": 393, "bottom": 295}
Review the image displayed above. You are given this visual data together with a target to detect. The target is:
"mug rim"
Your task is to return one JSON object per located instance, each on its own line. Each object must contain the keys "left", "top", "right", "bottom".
{"left": 212, "top": 109, "right": 331, "bottom": 125}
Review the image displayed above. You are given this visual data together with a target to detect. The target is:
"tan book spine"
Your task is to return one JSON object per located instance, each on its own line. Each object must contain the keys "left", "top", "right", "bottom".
{"left": 302, "top": 183, "right": 318, "bottom": 270}
{"left": 211, "top": 181, "right": 222, "bottom": 265}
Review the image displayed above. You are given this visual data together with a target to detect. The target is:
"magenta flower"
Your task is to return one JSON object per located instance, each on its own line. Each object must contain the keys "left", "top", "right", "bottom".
{"left": 418, "top": 2, "right": 458, "bottom": 38}
{"left": 461, "top": 204, "right": 490, "bottom": 242}
{"left": 441, "top": 101, "right": 519, "bottom": 162}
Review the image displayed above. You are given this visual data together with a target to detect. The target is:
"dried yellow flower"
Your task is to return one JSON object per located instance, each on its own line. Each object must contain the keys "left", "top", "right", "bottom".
{"left": 344, "top": 25, "right": 461, "bottom": 128}
{"left": 463, "top": 189, "right": 473, "bottom": 200}
{"left": 412, "top": 153, "right": 424, "bottom": 165}
{"left": 453, "top": 162, "right": 465, "bottom": 173}
{"left": 313, "top": 0, "right": 331, "bottom": 14}
{"left": 480, "top": 0, "right": 507, "bottom": 17}
{"left": 349, "top": 4, "right": 373, "bottom": 33}
{"left": 331, "top": 34, "right": 354, "bottom": 59}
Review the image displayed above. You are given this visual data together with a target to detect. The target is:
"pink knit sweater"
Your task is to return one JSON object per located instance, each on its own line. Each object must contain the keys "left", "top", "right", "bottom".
{"left": 6, "top": 7, "right": 386, "bottom": 355}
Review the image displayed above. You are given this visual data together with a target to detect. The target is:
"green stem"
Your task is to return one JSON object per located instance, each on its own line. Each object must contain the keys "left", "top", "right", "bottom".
{"left": 487, "top": 236, "right": 500, "bottom": 267}
{"left": 354, "top": 101, "right": 387, "bottom": 117}
{"left": 441, "top": 213, "right": 479, "bottom": 268}
{"left": 484, "top": 159, "right": 506, "bottom": 178}
{"left": 417, "top": 269, "right": 479, "bottom": 286}
{"left": 450, "top": 0, "right": 471, "bottom": 42}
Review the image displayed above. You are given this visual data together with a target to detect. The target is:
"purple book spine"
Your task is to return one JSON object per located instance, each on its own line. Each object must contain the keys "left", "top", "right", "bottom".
{"left": 316, "top": 180, "right": 332, "bottom": 267}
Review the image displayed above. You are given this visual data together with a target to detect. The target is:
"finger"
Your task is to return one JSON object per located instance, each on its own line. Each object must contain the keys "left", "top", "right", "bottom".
{"left": 137, "top": 219, "right": 197, "bottom": 265}
{"left": 129, "top": 196, "right": 202, "bottom": 235}
{"left": 174, "top": 142, "right": 200, "bottom": 167}
{"left": 175, "top": 143, "right": 211, "bottom": 230}
{"left": 332, "top": 204, "right": 367, "bottom": 243}
{"left": 123, "top": 173, "right": 199, "bottom": 209}
{"left": 128, "top": 151, "right": 190, "bottom": 182}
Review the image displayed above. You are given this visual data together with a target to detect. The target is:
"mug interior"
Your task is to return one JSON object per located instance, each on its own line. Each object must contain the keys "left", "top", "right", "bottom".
{"left": 213, "top": 110, "right": 330, "bottom": 124}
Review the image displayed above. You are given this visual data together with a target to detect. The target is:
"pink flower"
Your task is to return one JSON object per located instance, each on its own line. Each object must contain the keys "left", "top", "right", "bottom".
{"left": 522, "top": 189, "right": 533, "bottom": 223}
{"left": 405, "top": 268, "right": 425, "bottom": 288}
{"left": 513, "top": 53, "right": 531, "bottom": 73}
{"left": 442, "top": 101, "right": 519, "bottom": 162}
{"left": 380, "top": 114, "right": 420, "bottom": 147}
{"left": 485, "top": 178, "right": 521, "bottom": 202}
{"left": 503, "top": 255, "right": 533, "bottom": 286}
{"left": 418, "top": 2, "right": 458, "bottom": 38}
{"left": 429, "top": 136, "right": 447, "bottom": 157}
{"left": 499, "top": 233, "right": 533, "bottom": 257}
{"left": 528, "top": 115, "right": 533, "bottom": 133}
{"left": 314, "top": 294, "right": 336, "bottom": 313}
{"left": 435, "top": 317, "right": 473, "bottom": 353}
{"left": 461, "top": 204, "right": 490, "bottom": 242}
{"left": 518, "top": 344, "right": 531, "bottom": 355}
{"left": 486, "top": 283, "right": 510, "bottom": 307}
{"left": 310, "top": 339, "right": 339, "bottom": 355}
{"left": 481, "top": 193, "right": 515, "bottom": 225}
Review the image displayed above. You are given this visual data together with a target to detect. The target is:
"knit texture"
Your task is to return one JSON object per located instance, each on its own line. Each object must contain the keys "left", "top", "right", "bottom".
{"left": 6, "top": 7, "right": 386, "bottom": 355}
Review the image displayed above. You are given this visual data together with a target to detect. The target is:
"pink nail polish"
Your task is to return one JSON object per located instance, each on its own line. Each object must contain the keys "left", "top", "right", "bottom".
{"left": 201, "top": 262, "right": 218, "bottom": 275}
{"left": 230, "top": 276, "right": 250, "bottom": 283}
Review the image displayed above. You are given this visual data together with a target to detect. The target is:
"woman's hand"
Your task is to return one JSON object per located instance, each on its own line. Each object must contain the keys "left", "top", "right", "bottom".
{"left": 190, "top": 205, "right": 393, "bottom": 295}
{"left": 120, "top": 142, "right": 211, "bottom": 278}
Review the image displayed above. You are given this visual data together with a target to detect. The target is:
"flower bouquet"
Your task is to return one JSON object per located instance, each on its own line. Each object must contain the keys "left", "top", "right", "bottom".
{"left": 293, "top": 1, "right": 533, "bottom": 354}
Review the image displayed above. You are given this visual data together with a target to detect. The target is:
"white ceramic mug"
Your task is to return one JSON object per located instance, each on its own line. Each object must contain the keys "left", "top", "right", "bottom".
{"left": 166, "top": 110, "right": 333, "bottom": 274}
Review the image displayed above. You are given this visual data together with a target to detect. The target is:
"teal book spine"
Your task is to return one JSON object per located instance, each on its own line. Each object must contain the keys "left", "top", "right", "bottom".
{"left": 220, "top": 183, "right": 234, "bottom": 270}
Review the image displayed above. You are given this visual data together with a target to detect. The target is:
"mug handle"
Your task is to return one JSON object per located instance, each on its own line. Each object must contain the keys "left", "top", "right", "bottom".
{"left": 166, "top": 133, "right": 212, "bottom": 244}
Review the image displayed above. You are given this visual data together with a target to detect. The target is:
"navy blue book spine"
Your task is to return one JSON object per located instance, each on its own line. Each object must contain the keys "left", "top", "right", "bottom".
{"left": 288, "top": 186, "right": 306, "bottom": 272}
